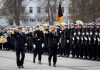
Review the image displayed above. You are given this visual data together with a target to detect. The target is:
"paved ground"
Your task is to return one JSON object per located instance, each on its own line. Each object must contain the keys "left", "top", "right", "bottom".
{"left": 0, "top": 51, "right": 100, "bottom": 70}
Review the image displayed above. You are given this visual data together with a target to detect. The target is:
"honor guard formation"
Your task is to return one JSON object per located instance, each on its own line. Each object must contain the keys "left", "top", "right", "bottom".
{"left": 0, "top": 24, "right": 100, "bottom": 69}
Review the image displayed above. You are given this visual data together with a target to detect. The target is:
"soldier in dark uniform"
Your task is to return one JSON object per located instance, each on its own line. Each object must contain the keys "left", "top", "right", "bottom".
{"left": 43, "top": 26, "right": 49, "bottom": 55}
{"left": 13, "top": 28, "right": 26, "bottom": 69}
{"left": 33, "top": 26, "right": 44, "bottom": 64}
{"left": 88, "top": 25, "right": 94, "bottom": 60}
{"left": 65, "top": 25, "right": 71, "bottom": 57}
{"left": 86, "top": 25, "right": 92, "bottom": 60}
{"left": 75, "top": 26, "right": 80, "bottom": 58}
{"left": 47, "top": 26, "right": 58, "bottom": 67}
{"left": 91, "top": 26, "right": 97, "bottom": 60}
{"left": 97, "top": 26, "right": 100, "bottom": 61}
{"left": 61, "top": 25, "right": 68, "bottom": 57}
{"left": 92, "top": 26, "right": 98, "bottom": 60}
{"left": 56, "top": 25, "right": 62, "bottom": 56}
{"left": 10, "top": 30, "right": 15, "bottom": 51}
{"left": 83, "top": 25, "right": 89, "bottom": 59}
{"left": 79, "top": 25, "right": 84, "bottom": 59}
{"left": 26, "top": 31, "right": 33, "bottom": 53}
{"left": 71, "top": 25, "right": 76, "bottom": 58}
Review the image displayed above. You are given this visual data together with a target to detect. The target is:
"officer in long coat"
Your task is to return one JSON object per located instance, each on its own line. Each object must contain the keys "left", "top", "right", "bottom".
{"left": 13, "top": 28, "right": 26, "bottom": 69}
{"left": 47, "top": 26, "right": 58, "bottom": 67}
{"left": 33, "top": 26, "right": 44, "bottom": 64}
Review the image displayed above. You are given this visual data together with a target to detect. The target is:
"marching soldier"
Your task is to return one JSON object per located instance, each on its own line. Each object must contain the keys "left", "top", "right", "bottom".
{"left": 33, "top": 25, "right": 44, "bottom": 64}
{"left": 13, "top": 28, "right": 26, "bottom": 69}
{"left": 71, "top": 25, "right": 76, "bottom": 58}
{"left": 61, "top": 25, "right": 67, "bottom": 57}
{"left": 26, "top": 30, "right": 33, "bottom": 53}
{"left": 75, "top": 26, "right": 80, "bottom": 58}
{"left": 47, "top": 26, "right": 58, "bottom": 67}
{"left": 43, "top": 26, "right": 49, "bottom": 55}
{"left": 97, "top": 27, "right": 100, "bottom": 61}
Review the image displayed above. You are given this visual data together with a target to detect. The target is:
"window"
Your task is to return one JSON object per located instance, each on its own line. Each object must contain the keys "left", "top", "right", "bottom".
{"left": 21, "top": 7, "right": 25, "bottom": 13}
{"left": 29, "top": 7, "right": 33, "bottom": 13}
{"left": 37, "top": 7, "right": 41, "bottom": 13}
{"left": 62, "top": 7, "right": 64, "bottom": 13}
{"left": 23, "top": 18, "right": 28, "bottom": 22}
{"left": 30, "top": 18, "right": 35, "bottom": 22}
{"left": 45, "top": 7, "right": 48, "bottom": 13}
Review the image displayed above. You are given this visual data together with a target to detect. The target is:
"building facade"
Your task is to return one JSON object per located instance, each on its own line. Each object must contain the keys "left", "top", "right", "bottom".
{"left": 0, "top": 0, "right": 70, "bottom": 27}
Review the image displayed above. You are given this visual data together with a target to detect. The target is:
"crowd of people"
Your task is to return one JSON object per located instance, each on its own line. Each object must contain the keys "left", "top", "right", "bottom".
{"left": 0, "top": 24, "right": 100, "bottom": 68}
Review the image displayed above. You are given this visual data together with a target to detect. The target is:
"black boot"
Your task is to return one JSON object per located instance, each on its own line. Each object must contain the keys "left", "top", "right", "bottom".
{"left": 49, "top": 61, "right": 51, "bottom": 66}
{"left": 53, "top": 62, "right": 56, "bottom": 67}
{"left": 38, "top": 61, "right": 42, "bottom": 64}
{"left": 33, "top": 59, "right": 35, "bottom": 63}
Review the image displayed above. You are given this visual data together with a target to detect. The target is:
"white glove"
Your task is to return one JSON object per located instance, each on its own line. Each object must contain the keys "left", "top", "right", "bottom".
{"left": 33, "top": 44, "right": 36, "bottom": 48}
{"left": 42, "top": 43, "right": 44, "bottom": 48}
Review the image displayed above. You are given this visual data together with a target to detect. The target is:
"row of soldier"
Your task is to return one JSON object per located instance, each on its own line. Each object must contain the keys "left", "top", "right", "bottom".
{"left": 0, "top": 24, "right": 100, "bottom": 68}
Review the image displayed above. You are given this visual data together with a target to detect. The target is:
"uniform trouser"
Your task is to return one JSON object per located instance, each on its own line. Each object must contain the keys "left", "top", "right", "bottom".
{"left": 48, "top": 47, "right": 57, "bottom": 63}
{"left": 75, "top": 43, "right": 80, "bottom": 58}
{"left": 0, "top": 43, "right": 2, "bottom": 50}
{"left": 87, "top": 44, "right": 92, "bottom": 59}
{"left": 93, "top": 44, "right": 97, "bottom": 59}
{"left": 83, "top": 44, "right": 88, "bottom": 59}
{"left": 33, "top": 51, "right": 42, "bottom": 62}
{"left": 66, "top": 43, "right": 70, "bottom": 57}
{"left": 16, "top": 48, "right": 25, "bottom": 67}
{"left": 33, "top": 43, "right": 43, "bottom": 62}
{"left": 4, "top": 42, "right": 10, "bottom": 51}
{"left": 59, "top": 47, "right": 64, "bottom": 56}
{"left": 27, "top": 45, "right": 33, "bottom": 53}
{"left": 43, "top": 46, "right": 49, "bottom": 54}
{"left": 3, "top": 43, "right": 8, "bottom": 50}
{"left": 11, "top": 44, "right": 15, "bottom": 51}
{"left": 79, "top": 44, "right": 84, "bottom": 58}
{"left": 71, "top": 43, "right": 76, "bottom": 57}
{"left": 92, "top": 44, "right": 97, "bottom": 59}
{"left": 97, "top": 46, "right": 100, "bottom": 59}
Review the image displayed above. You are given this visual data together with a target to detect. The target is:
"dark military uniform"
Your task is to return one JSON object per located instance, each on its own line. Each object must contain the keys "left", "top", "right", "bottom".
{"left": 47, "top": 31, "right": 58, "bottom": 67}
{"left": 26, "top": 32, "right": 33, "bottom": 53}
{"left": 43, "top": 29, "right": 49, "bottom": 55}
{"left": 33, "top": 30, "right": 44, "bottom": 64}
{"left": 13, "top": 32, "right": 26, "bottom": 68}
{"left": 70, "top": 26, "right": 75, "bottom": 58}
{"left": 97, "top": 28, "right": 100, "bottom": 60}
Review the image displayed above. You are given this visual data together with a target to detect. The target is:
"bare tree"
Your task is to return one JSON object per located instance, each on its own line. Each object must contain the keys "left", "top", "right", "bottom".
{"left": 69, "top": 0, "right": 100, "bottom": 23}
{"left": 37, "top": 0, "right": 58, "bottom": 25}
{"left": 0, "top": 0, "right": 25, "bottom": 26}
